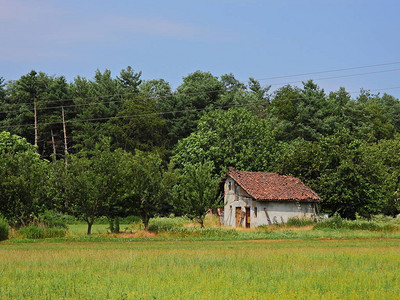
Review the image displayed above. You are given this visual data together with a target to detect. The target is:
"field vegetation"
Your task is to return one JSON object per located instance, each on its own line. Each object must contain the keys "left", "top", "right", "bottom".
{"left": 4, "top": 214, "right": 400, "bottom": 243}
{"left": 1, "top": 239, "right": 399, "bottom": 299}
{"left": 2, "top": 215, "right": 400, "bottom": 298}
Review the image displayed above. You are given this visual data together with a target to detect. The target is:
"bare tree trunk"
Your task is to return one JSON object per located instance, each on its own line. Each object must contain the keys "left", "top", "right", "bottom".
{"left": 62, "top": 106, "right": 68, "bottom": 166}
{"left": 34, "top": 101, "right": 38, "bottom": 152}
{"left": 51, "top": 129, "right": 56, "bottom": 161}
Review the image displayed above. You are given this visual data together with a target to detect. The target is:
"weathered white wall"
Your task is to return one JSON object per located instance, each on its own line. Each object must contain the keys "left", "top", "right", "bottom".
{"left": 252, "top": 201, "right": 315, "bottom": 227}
{"left": 223, "top": 176, "right": 316, "bottom": 228}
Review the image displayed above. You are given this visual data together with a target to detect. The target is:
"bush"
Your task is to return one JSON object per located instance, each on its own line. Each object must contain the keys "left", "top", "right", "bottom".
{"left": 0, "top": 216, "right": 9, "bottom": 241}
{"left": 314, "top": 213, "right": 343, "bottom": 230}
{"left": 148, "top": 217, "right": 190, "bottom": 232}
{"left": 18, "top": 225, "right": 67, "bottom": 239}
{"left": 157, "top": 226, "right": 240, "bottom": 238}
{"left": 286, "top": 217, "right": 316, "bottom": 227}
{"left": 39, "top": 210, "right": 69, "bottom": 228}
{"left": 314, "top": 213, "right": 399, "bottom": 231}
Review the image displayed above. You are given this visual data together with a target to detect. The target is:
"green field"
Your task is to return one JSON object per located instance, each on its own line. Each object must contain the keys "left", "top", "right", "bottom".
{"left": 1, "top": 239, "right": 399, "bottom": 299}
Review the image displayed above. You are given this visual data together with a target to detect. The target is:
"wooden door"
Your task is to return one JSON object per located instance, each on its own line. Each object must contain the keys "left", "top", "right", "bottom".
{"left": 235, "top": 207, "right": 241, "bottom": 227}
{"left": 245, "top": 207, "right": 250, "bottom": 228}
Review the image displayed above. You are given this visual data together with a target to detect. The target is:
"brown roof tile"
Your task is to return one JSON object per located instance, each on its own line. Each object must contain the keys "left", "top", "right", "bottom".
{"left": 226, "top": 169, "right": 321, "bottom": 202}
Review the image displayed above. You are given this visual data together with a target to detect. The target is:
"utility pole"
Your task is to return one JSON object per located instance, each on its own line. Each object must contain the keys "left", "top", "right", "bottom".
{"left": 62, "top": 106, "right": 68, "bottom": 165}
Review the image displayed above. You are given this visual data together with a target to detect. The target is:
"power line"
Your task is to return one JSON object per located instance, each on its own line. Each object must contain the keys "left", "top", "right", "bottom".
{"left": 1, "top": 82, "right": 400, "bottom": 116}
{"left": 0, "top": 97, "right": 151, "bottom": 114}
{"left": 255, "top": 61, "right": 400, "bottom": 81}
{"left": 1, "top": 85, "right": 399, "bottom": 130}
{"left": 269, "top": 68, "right": 400, "bottom": 86}
{"left": 2, "top": 69, "right": 400, "bottom": 115}
{"left": 0, "top": 103, "right": 248, "bottom": 129}
{"left": 1, "top": 60, "right": 400, "bottom": 109}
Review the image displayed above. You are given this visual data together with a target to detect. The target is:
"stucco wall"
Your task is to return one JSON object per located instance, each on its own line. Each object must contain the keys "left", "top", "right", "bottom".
{"left": 223, "top": 176, "right": 316, "bottom": 228}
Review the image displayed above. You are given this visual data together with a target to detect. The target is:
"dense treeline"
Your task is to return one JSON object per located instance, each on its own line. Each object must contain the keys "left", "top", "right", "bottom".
{"left": 1, "top": 68, "right": 400, "bottom": 233}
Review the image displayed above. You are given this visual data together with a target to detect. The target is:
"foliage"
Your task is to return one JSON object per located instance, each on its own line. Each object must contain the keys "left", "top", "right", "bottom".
{"left": 17, "top": 225, "right": 67, "bottom": 239}
{"left": 276, "top": 131, "right": 388, "bottom": 218}
{"left": 148, "top": 216, "right": 190, "bottom": 232}
{"left": 2, "top": 68, "right": 400, "bottom": 226}
{"left": 0, "top": 131, "right": 50, "bottom": 227}
{"left": 285, "top": 217, "right": 316, "bottom": 227}
{"left": 0, "top": 71, "right": 72, "bottom": 158}
{"left": 0, "top": 215, "right": 9, "bottom": 241}
{"left": 109, "top": 95, "right": 168, "bottom": 153}
{"left": 314, "top": 213, "right": 399, "bottom": 231}
{"left": 57, "top": 140, "right": 135, "bottom": 234}
{"left": 38, "top": 210, "right": 69, "bottom": 229}
{"left": 172, "top": 108, "right": 280, "bottom": 176}
{"left": 156, "top": 226, "right": 240, "bottom": 238}
{"left": 174, "top": 162, "right": 220, "bottom": 227}
{"left": 123, "top": 151, "right": 179, "bottom": 230}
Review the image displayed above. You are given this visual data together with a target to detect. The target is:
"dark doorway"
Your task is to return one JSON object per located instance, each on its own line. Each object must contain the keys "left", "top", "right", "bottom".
{"left": 235, "top": 207, "right": 241, "bottom": 227}
{"left": 245, "top": 207, "right": 250, "bottom": 228}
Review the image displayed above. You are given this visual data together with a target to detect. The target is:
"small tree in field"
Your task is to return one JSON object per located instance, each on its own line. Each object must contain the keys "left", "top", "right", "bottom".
{"left": 177, "top": 162, "right": 220, "bottom": 228}
{"left": 59, "top": 141, "right": 133, "bottom": 234}
{"left": 124, "top": 150, "right": 178, "bottom": 231}
{"left": 0, "top": 132, "right": 49, "bottom": 227}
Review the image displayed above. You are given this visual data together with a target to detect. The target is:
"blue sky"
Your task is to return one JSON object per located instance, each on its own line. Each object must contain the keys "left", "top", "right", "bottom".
{"left": 1, "top": 0, "right": 399, "bottom": 97}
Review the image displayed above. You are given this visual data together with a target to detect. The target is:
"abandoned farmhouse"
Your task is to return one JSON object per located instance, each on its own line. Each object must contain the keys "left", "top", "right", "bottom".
{"left": 222, "top": 169, "right": 322, "bottom": 228}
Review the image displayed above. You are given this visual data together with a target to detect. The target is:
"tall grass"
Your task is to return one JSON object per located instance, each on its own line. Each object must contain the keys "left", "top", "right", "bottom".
{"left": 314, "top": 214, "right": 400, "bottom": 231}
{"left": 148, "top": 216, "right": 189, "bottom": 231}
{"left": 17, "top": 225, "right": 67, "bottom": 239}
{"left": 1, "top": 240, "right": 400, "bottom": 299}
{"left": 286, "top": 217, "right": 316, "bottom": 227}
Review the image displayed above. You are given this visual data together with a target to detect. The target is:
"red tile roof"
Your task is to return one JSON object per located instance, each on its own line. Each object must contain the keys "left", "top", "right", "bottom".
{"left": 225, "top": 169, "right": 321, "bottom": 202}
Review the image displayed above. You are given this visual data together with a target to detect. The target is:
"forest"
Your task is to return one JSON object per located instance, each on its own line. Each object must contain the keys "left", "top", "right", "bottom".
{"left": 1, "top": 67, "right": 400, "bottom": 234}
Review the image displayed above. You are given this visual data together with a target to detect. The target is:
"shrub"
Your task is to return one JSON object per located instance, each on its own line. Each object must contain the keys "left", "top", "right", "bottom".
{"left": 18, "top": 225, "right": 67, "bottom": 239}
{"left": 0, "top": 216, "right": 9, "bottom": 241}
{"left": 18, "top": 226, "right": 43, "bottom": 239}
{"left": 314, "top": 213, "right": 399, "bottom": 232}
{"left": 148, "top": 217, "right": 189, "bottom": 232}
{"left": 39, "top": 210, "right": 69, "bottom": 228}
{"left": 286, "top": 217, "right": 316, "bottom": 227}
{"left": 158, "top": 226, "right": 240, "bottom": 238}
{"left": 314, "top": 213, "right": 343, "bottom": 230}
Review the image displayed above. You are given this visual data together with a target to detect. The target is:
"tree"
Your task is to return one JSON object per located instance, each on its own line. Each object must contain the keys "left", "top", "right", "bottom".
{"left": 109, "top": 94, "right": 168, "bottom": 154}
{"left": 71, "top": 67, "right": 142, "bottom": 154}
{"left": 0, "top": 71, "right": 72, "bottom": 158}
{"left": 176, "top": 162, "right": 219, "bottom": 227}
{"left": 364, "top": 135, "right": 400, "bottom": 215}
{"left": 0, "top": 131, "right": 49, "bottom": 227}
{"left": 275, "top": 131, "right": 387, "bottom": 218}
{"left": 269, "top": 81, "right": 341, "bottom": 141}
{"left": 117, "top": 66, "right": 142, "bottom": 92}
{"left": 172, "top": 108, "right": 279, "bottom": 176}
{"left": 60, "top": 141, "right": 134, "bottom": 234}
{"left": 124, "top": 151, "right": 178, "bottom": 230}
{"left": 160, "top": 71, "right": 226, "bottom": 145}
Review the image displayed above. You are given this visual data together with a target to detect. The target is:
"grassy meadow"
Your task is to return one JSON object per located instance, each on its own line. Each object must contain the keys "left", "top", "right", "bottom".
{"left": 1, "top": 239, "right": 400, "bottom": 299}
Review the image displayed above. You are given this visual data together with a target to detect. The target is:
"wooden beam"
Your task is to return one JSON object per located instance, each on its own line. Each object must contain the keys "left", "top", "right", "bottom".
{"left": 264, "top": 208, "right": 272, "bottom": 225}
